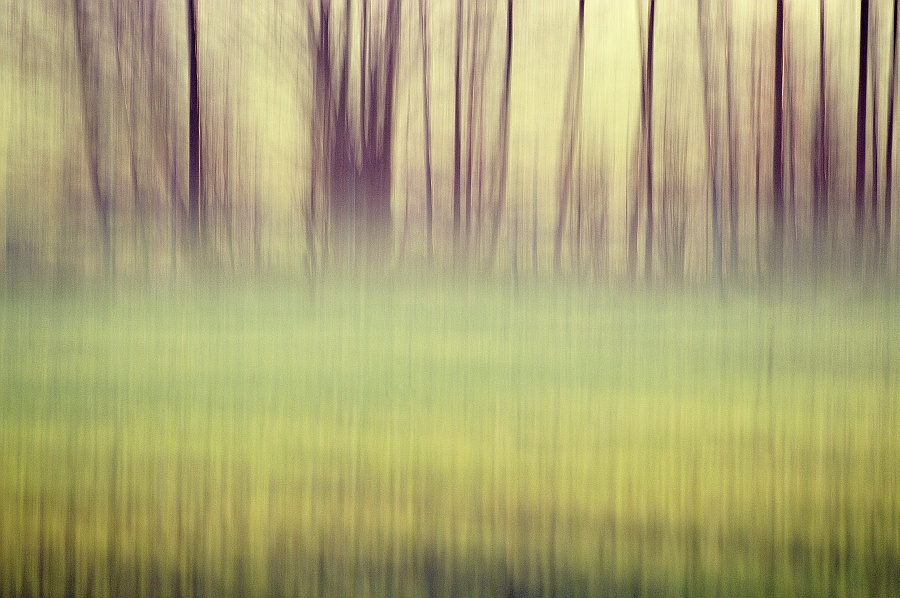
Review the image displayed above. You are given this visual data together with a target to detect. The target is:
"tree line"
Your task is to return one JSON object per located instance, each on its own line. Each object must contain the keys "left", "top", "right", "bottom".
{"left": 2, "top": 0, "right": 898, "bottom": 284}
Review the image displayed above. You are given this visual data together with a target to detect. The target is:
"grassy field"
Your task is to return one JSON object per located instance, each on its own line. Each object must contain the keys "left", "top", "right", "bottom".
{"left": 0, "top": 278, "right": 898, "bottom": 596}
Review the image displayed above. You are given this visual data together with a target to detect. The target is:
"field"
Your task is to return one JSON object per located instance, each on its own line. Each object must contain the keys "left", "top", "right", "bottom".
{"left": 0, "top": 278, "right": 898, "bottom": 596}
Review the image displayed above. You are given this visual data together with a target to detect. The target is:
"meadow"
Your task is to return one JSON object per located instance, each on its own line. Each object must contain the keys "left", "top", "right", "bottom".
{"left": 0, "top": 277, "right": 897, "bottom": 596}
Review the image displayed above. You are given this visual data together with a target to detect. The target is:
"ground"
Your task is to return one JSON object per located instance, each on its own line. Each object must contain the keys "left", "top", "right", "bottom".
{"left": 0, "top": 278, "right": 897, "bottom": 596}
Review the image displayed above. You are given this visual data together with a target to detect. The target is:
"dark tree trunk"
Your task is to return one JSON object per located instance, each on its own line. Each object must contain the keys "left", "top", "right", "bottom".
{"left": 725, "top": 0, "right": 739, "bottom": 274}
{"left": 453, "top": 0, "right": 463, "bottom": 245}
{"left": 752, "top": 8, "right": 763, "bottom": 276}
{"left": 187, "top": 0, "right": 201, "bottom": 246}
{"left": 308, "top": 0, "right": 400, "bottom": 264}
{"left": 773, "top": 0, "right": 785, "bottom": 275}
{"left": 697, "top": 0, "right": 722, "bottom": 284}
{"left": 871, "top": 16, "right": 880, "bottom": 263}
{"left": 368, "top": 0, "right": 400, "bottom": 242}
{"left": 419, "top": 0, "right": 434, "bottom": 258}
{"left": 360, "top": 0, "right": 368, "bottom": 139}
{"left": 464, "top": 8, "right": 481, "bottom": 247}
{"left": 813, "top": 0, "right": 828, "bottom": 253}
{"left": 887, "top": 0, "right": 899, "bottom": 264}
{"left": 644, "top": 0, "right": 656, "bottom": 283}
{"left": 786, "top": 29, "right": 798, "bottom": 258}
{"left": 855, "top": 0, "right": 870, "bottom": 251}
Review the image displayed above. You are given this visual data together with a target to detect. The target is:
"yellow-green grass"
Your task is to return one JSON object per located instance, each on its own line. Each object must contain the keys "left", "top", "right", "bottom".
{"left": 0, "top": 280, "right": 898, "bottom": 596}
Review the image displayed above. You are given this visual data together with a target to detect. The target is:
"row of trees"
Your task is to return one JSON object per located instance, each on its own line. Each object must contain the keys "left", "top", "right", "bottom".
{"left": 2, "top": 0, "right": 899, "bottom": 283}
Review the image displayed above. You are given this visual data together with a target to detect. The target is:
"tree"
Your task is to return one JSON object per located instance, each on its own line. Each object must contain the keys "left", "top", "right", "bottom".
{"left": 187, "top": 0, "right": 202, "bottom": 247}
{"left": 870, "top": 8, "right": 880, "bottom": 262}
{"left": 752, "top": 7, "right": 763, "bottom": 275}
{"left": 626, "top": 0, "right": 645, "bottom": 280}
{"left": 697, "top": 0, "right": 722, "bottom": 283}
{"left": 307, "top": 0, "right": 401, "bottom": 264}
{"left": 73, "top": 0, "right": 114, "bottom": 276}
{"left": 461, "top": 2, "right": 497, "bottom": 256}
{"left": 813, "top": 0, "right": 829, "bottom": 255}
{"left": 419, "top": 0, "right": 434, "bottom": 259}
{"left": 553, "top": 0, "right": 586, "bottom": 275}
{"left": 486, "top": 0, "right": 514, "bottom": 265}
{"left": 855, "top": 0, "right": 870, "bottom": 254}
{"left": 452, "top": 0, "right": 463, "bottom": 247}
{"left": 886, "top": 0, "right": 899, "bottom": 266}
{"left": 724, "top": 0, "right": 739, "bottom": 273}
{"left": 772, "top": 0, "right": 785, "bottom": 276}
{"left": 644, "top": 0, "right": 656, "bottom": 282}
{"left": 785, "top": 15, "right": 798, "bottom": 262}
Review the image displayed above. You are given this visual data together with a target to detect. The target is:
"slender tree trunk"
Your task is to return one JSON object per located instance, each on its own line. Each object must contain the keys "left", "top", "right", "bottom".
{"left": 360, "top": 0, "right": 368, "bottom": 140}
{"left": 73, "top": 0, "right": 114, "bottom": 276}
{"left": 627, "top": 0, "right": 646, "bottom": 281}
{"left": 463, "top": 5, "right": 485, "bottom": 250}
{"left": 486, "top": 0, "right": 514, "bottom": 265}
{"left": 871, "top": 16, "right": 881, "bottom": 264}
{"left": 453, "top": 0, "right": 463, "bottom": 246}
{"left": 814, "top": 0, "right": 828, "bottom": 255}
{"left": 112, "top": 2, "right": 143, "bottom": 260}
{"left": 886, "top": 0, "right": 899, "bottom": 265}
{"left": 753, "top": 12, "right": 763, "bottom": 276}
{"left": 855, "top": 0, "right": 870, "bottom": 252}
{"left": 419, "top": 0, "right": 434, "bottom": 259}
{"left": 644, "top": 0, "right": 656, "bottom": 283}
{"left": 533, "top": 140, "right": 539, "bottom": 275}
{"left": 187, "top": 0, "right": 201, "bottom": 247}
{"left": 787, "top": 32, "right": 798, "bottom": 261}
{"left": 553, "top": 0, "right": 585, "bottom": 274}
{"left": 772, "top": 0, "right": 785, "bottom": 276}
{"left": 697, "top": 0, "right": 722, "bottom": 284}
{"left": 725, "top": 0, "right": 739, "bottom": 274}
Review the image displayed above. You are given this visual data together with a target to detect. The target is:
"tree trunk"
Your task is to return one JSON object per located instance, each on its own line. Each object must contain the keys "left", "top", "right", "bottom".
{"left": 486, "top": 0, "right": 514, "bottom": 265}
{"left": 187, "top": 0, "right": 201, "bottom": 247}
{"left": 855, "top": 0, "right": 870, "bottom": 253}
{"left": 813, "top": 0, "right": 828, "bottom": 255}
{"left": 464, "top": 7, "right": 481, "bottom": 248}
{"left": 553, "top": 0, "right": 586, "bottom": 275}
{"left": 772, "top": 0, "right": 785, "bottom": 276}
{"left": 309, "top": 0, "right": 400, "bottom": 265}
{"left": 697, "top": 0, "right": 722, "bottom": 284}
{"left": 627, "top": 0, "right": 645, "bottom": 282}
{"left": 73, "top": 0, "right": 114, "bottom": 277}
{"left": 725, "top": 0, "right": 739, "bottom": 274}
{"left": 886, "top": 0, "right": 899, "bottom": 266}
{"left": 752, "top": 7, "right": 763, "bottom": 276}
{"left": 786, "top": 29, "right": 798, "bottom": 262}
{"left": 419, "top": 0, "right": 434, "bottom": 259}
{"left": 644, "top": 0, "right": 656, "bottom": 283}
{"left": 453, "top": 0, "right": 463, "bottom": 246}
{"left": 871, "top": 15, "right": 880, "bottom": 264}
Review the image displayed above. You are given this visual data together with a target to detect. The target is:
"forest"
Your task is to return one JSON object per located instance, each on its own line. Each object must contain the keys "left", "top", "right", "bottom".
{"left": 0, "top": 1, "right": 898, "bottom": 597}
{"left": 1, "top": 0, "right": 898, "bottom": 284}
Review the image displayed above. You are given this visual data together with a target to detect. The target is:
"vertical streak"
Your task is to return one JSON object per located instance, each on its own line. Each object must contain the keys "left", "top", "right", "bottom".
{"left": 773, "top": 0, "right": 785, "bottom": 275}
{"left": 453, "top": 0, "right": 463, "bottom": 243}
{"left": 419, "top": 0, "right": 434, "bottom": 259}
{"left": 885, "top": 0, "right": 898, "bottom": 264}
{"left": 187, "top": 0, "right": 201, "bottom": 245}
{"left": 487, "top": 0, "right": 515, "bottom": 264}
{"left": 855, "top": 0, "right": 870, "bottom": 248}
{"left": 645, "top": 0, "right": 655, "bottom": 283}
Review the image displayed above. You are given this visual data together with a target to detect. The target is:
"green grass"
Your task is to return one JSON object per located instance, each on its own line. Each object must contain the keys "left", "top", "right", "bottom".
{"left": 0, "top": 278, "right": 898, "bottom": 596}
